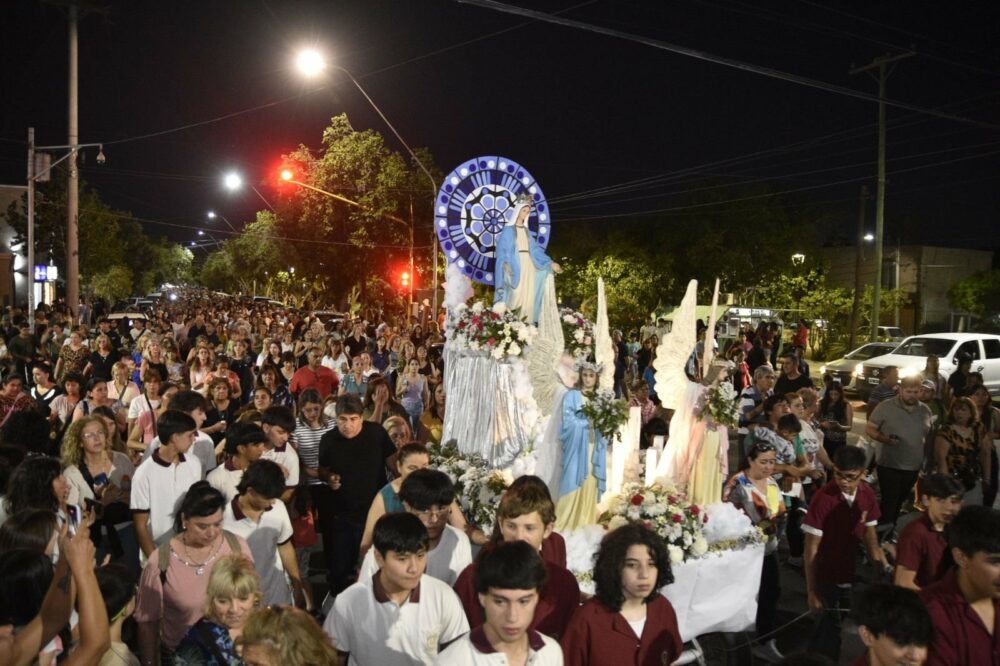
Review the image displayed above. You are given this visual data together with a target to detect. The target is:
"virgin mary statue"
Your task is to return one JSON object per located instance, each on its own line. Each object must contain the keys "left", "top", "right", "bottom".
{"left": 493, "top": 198, "right": 560, "bottom": 324}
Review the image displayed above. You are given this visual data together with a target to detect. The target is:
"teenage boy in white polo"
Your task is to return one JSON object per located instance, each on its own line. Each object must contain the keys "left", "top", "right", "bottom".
{"left": 207, "top": 422, "right": 269, "bottom": 501}
{"left": 324, "top": 512, "right": 468, "bottom": 665}
{"left": 358, "top": 469, "right": 472, "bottom": 586}
{"left": 437, "top": 540, "right": 563, "bottom": 665}
{"left": 140, "top": 389, "right": 216, "bottom": 474}
{"left": 131, "top": 409, "right": 202, "bottom": 558}
{"left": 260, "top": 406, "right": 299, "bottom": 502}
{"left": 223, "top": 459, "right": 311, "bottom": 609}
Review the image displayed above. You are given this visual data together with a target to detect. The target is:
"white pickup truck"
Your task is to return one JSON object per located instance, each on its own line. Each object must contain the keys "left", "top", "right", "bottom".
{"left": 853, "top": 332, "right": 1000, "bottom": 400}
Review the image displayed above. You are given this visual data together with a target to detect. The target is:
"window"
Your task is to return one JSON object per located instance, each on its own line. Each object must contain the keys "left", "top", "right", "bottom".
{"left": 983, "top": 339, "right": 1000, "bottom": 360}
{"left": 955, "top": 340, "right": 981, "bottom": 361}
{"left": 895, "top": 337, "right": 956, "bottom": 358}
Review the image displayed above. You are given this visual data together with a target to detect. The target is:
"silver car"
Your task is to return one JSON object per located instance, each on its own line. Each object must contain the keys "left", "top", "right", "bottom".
{"left": 819, "top": 342, "right": 898, "bottom": 394}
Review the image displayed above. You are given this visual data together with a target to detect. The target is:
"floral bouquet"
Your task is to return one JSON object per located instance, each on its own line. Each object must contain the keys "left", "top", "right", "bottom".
{"left": 449, "top": 301, "right": 537, "bottom": 360}
{"left": 598, "top": 479, "right": 709, "bottom": 563}
{"left": 698, "top": 382, "right": 739, "bottom": 429}
{"left": 578, "top": 389, "right": 629, "bottom": 442}
{"left": 560, "top": 308, "right": 594, "bottom": 359}
{"left": 429, "top": 442, "right": 512, "bottom": 531}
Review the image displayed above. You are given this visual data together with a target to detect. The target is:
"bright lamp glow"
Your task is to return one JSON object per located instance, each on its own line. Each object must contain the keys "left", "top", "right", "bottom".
{"left": 295, "top": 49, "right": 327, "bottom": 77}
{"left": 899, "top": 366, "right": 918, "bottom": 379}
{"left": 280, "top": 169, "right": 294, "bottom": 181}
{"left": 863, "top": 233, "right": 875, "bottom": 242}
{"left": 223, "top": 173, "right": 243, "bottom": 190}
{"left": 207, "top": 211, "right": 217, "bottom": 219}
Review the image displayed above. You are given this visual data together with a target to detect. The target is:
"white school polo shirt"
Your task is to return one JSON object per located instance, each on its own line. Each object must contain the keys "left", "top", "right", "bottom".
{"left": 130, "top": 449, "right": 203, "bottom": 545}
{"left": 435, "top": 626, "right": 564, "bottom": 665}
{"left": 206, "top": 459, "right": 244, "bottom": 502}
{"left": 359, "top": 524, "right": 472, "bottom": 587}
{"left": 324, "top": 573, "right": 468, "bottom": 665}
{"left": 223, "top": 496, "right": 294, "bottom": 605}
{"left": 262, "top": 443, "right": 299, "bottom": 488}
{"left": 141, "top": 431, "right": 217, "bottom": 475}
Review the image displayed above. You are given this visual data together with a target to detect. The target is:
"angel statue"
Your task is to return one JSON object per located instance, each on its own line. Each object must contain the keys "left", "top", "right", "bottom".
{"left": 554, "top": 358, "right": 609, "bottom": 531}
{"left": 653, "top": 279, "right": 733, "bottom": 506}
{"left": 493, "top": 194, "right": 561, "bottom": 324}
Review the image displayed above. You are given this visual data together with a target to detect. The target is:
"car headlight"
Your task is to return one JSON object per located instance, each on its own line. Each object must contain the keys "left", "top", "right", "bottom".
{"left": 853, "top": 363, "right": 864, "bottom": 377}
{"left": 899, "top": 366, "right": 918, "bottom": 379}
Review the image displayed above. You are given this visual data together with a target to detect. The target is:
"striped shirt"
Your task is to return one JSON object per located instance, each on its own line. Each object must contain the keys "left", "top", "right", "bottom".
{"left": 291, "top": 418, "right": 337, "bottom": 486}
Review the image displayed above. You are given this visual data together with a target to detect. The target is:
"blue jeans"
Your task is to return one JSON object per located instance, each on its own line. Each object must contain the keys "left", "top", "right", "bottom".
{"left": 808, "top": 583, "right": 851, "bottom": 660}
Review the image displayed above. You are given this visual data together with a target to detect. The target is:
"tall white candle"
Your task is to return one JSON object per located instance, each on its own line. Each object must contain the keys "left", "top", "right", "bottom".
{"left": 645, "top": 448, "right": 657, "bottom": 487}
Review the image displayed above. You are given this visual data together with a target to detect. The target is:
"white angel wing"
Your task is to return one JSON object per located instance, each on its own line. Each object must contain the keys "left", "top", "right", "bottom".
{"left": 653, "top": 279, "right": 697, "bottom": 410}
{"left": 594, "top": 277, "right": 615, "bottom": 391}
{"left": 527, "top": 273, "right": 565, "bottom": 417}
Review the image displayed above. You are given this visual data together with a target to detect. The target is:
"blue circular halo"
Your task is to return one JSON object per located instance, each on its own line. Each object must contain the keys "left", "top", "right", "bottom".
{"left": 435, "top": 156, "right": 551, "bottom": 285}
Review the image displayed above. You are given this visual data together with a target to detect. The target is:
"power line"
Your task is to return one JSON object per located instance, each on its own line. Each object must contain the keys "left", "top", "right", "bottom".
{"left": 456, "top": 0, "right": 1000, "bottom": 131}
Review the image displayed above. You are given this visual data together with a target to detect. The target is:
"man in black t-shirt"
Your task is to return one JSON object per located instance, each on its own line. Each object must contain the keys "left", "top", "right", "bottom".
{"left": 775, "top": 351, "right": 813, "bottom": 395}
{"left": 317, "top": 394, "right": 396, "bottom": 596}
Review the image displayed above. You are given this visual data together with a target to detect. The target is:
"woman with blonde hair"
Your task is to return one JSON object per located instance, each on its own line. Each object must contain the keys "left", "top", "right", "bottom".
{"left": 174, "top": 554, "right": 261, "bottom": 665}
{"left": 239, "top": 605, "right": 340, "bottom": 666}
{"left": 107, "top": 361, "right": 140, "bottom": 407}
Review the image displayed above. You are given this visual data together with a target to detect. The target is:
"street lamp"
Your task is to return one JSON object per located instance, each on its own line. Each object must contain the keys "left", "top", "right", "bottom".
{"left": 791, "top": 253, "right": 806, "bottom": 266}
{"left": 293, "top": 47, "right": 440, "bottom": 313}
{"left": 863, "top": 232, "right": 875, "bottom": 242}
{"left": 223, "top": 170, "right": 276, "bottom": 213}
{"left": 206, "top": 210, "right": 238, "bottom": 234}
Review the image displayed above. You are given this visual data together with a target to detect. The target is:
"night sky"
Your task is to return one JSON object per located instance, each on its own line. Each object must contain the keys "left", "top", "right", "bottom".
{"left": 1, "top": 0, "right": 998, "bottom": 253}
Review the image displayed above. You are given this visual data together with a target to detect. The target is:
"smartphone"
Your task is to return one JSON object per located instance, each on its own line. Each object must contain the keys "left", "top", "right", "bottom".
{"left": 93, "top": 472, "right": 109, "bottom": 487}
{"left": 66, "top": 504, "right": 81, "bottom": 536}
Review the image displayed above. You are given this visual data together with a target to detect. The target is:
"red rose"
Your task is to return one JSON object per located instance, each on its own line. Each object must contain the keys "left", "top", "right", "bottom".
{"left": 472, "top": 316, "right": 481, "bottom": 325}
{"left": 703, "top": 515, "right": 709, "bottom": 523}
{"left": 667, "top": 495, "right": 677, "bottom": 504}
{"left": 672, "top": 514, "right": 683, "bottom": 523}
{"left": 690, "top": 505, "right": 700, "bottom": 515}
{"left": 488, "top": 337, "right": 497, "bottom": 345}
{"left": 457, "top": 321, "right": 467, "bottom": 329}
{"left": 631, "top": 494, "right": 644, "bottom": 506}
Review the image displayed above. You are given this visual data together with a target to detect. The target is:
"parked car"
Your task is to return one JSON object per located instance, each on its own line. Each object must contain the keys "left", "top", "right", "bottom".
{"left": 818, "top": 342, "right": 899, "bottom": 394}
{"left": 854, "top": 333, "right": 1000, "bottom": 400}
{"left": 856, "top": 325, "right": 906, "bottom": 343}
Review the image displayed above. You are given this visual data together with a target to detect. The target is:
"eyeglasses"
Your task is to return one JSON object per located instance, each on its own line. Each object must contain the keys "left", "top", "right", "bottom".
{"left": 81, "top": 432, "right": 105, "bottom": 440}
{"left": 833, "top": 470, "right": 864, "bottom": 482}
{"left": 414, "top": 508, "right": 451, "bottom": 521}
{"left": 749, "top": 442, "right": 776, "bottom": 455}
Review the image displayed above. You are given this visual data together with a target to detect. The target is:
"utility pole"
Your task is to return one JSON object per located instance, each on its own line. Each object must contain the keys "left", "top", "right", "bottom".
{"left": 848, "top": 184, "right": 868, "bottom": 351}
{"left": 27, "top": 129, "right": 36, "bottom": 331}
{"left": 850, "top": 51, "right": 914, "bottom": 343}
{"left": 67, "top": 0, "right": 80, "bottom": 322}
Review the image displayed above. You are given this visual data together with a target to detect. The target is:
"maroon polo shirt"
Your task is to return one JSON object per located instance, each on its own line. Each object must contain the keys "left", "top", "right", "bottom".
{"left": 895, "top": 514, "right": 950, "bottom": 589}
{"left": 454, "top": 559, "right": 580, "bottom": 640}
{"left": 560, "top": 596, "right": 683, "bottom": 666}
{"left": 802, "top": 481, "right": 881, "bottom": 585}
{"left": 921, "top": 568, "right": 1000, "bottom": 666}
{"left": 541, "top": 531, "right": 567, "bottom": 569}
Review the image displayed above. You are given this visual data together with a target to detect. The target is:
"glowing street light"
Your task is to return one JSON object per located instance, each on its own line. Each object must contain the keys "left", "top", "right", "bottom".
{"left": 863, "top": 232, "right": 875, "bottom": 242}
{"left": 295, "top": 48, "right": 326, "bottom": 78}
{"left": 207, "top": 210, "right": 238, "bottom": 234}
{"left": 222, "top": 171, "right": 275, "bottom": 212}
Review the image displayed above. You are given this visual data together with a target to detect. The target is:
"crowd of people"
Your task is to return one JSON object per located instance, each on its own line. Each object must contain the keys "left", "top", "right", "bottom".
{"left": 0, "top": 291, "right": 996, "bottom": 666}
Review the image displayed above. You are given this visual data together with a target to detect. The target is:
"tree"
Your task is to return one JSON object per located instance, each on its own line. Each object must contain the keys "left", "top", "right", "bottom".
{"left": 948, "top": 270, "right": 1000, "bottom": 319}
{"left": 89, "top": 265, "right": 133, "bottom": 303}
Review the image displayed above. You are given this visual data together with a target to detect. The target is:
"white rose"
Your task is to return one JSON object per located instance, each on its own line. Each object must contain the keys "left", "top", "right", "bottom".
{"left": 471, "top": 302, "right": 484, "bottom": 314}
{"left": 563, "top": 314, "right": 575, "bottom": 323}
{"left": 492, "top": 301, "right": 507, "bottom": 315}
{"left": 691, "top": 536, "right": 709, "bottom": 557}
{"left": 469, "top": 340, "right": 481, "bottom": 351}
{"left": 492, "top": 346, "right": 504, "bottom": 360}
{"left": 668, "top": 545, "right": 684, "bottom": 564}
{"left": 517, "top": 326, "right": 531, "bottom": 341}
{"left": 454, "top": 303, "right": 468, "bottom": 313}
{"left": 607, "top": 515, "right": 629, "bottom": 531}
{"left": 507, "top": 342, "right": 521, "bottom": 356}
{"left": 626, "top": 506, "right": 641, "bottom": 521}
{"left": 573, "top": 329, "right": 585, "bottom": 343}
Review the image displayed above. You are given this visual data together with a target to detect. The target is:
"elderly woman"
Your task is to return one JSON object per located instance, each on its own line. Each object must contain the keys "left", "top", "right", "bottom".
{"left": 55, "top": 329, "right": 89, "bottom": 382}
{"left": 134, "top": 482, "right": 252, "bottom": 665}
{"left": 204, "top": 378, "right": 238, "bottom": 445}
{"left": 238, "top": 605, "right": 340, "bottom": 666}
{"left": 173, "top": 554, "right": 260, "bottom": 665}
{"left": 83, "top": 333, "right": 117, "bottom": 382}
{"left": 107, "top": 361, "right": 141, "bottom": 407}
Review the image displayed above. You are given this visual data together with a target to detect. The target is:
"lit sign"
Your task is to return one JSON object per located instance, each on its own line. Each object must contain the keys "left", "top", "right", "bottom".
{"left": 33, "top": 265, "right": 58, "bottom": 282}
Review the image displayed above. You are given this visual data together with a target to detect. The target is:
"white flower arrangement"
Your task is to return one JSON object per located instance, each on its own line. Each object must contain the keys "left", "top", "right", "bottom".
{"left": 598, "top": 478, "right": 709, "bottom": 563}
{"left": 429, "top": 442, "right": 513, "bottom": 531}
{"left": 447, "top": 301, "right": 538, "bottom": 360}
{"left": 559, "top": 308, "right": 594, "bottom": 359}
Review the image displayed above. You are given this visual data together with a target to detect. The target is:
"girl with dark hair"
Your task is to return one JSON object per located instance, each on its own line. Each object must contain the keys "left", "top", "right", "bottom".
{"left": 0, "top": 508, "right": 59, "bottom": 556}
{"left": 4, "top": 455, "right": 80, "bottom": 534}
{"left": 133, "top": 481, "right": 251, "bottom": 665}
{"left": 724, "top": 439, "right": 787, "bottom": 661}
{"left": 818, "top": 382, "right": 853, "bottom": 460}
{"left": 560, "top": 523, "right": 682, "bottom": 665}
{"left": 258, "top": 365, "right": 294, "bottom": 411}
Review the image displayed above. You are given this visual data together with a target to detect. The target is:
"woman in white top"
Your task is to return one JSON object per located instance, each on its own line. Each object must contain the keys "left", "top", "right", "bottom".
{"left": 106, "top": 361, "right": 141, "bottom": 407}
{"left": 321, "top": 338, "right": 351, "bottom": 379}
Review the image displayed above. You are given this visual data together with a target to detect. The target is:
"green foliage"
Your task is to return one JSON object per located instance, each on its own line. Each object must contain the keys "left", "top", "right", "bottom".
{"left": 88, "top": 265, "right": 133, "bottom": 303}
{"left": 948, "top": 270, "right": 1000, "bottom": 319}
